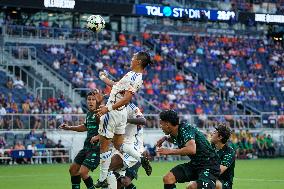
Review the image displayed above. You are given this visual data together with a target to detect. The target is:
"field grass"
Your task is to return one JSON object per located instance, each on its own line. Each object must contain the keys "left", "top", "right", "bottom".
{"left": 0, "top": 159, "right": 284, "bottom": 189}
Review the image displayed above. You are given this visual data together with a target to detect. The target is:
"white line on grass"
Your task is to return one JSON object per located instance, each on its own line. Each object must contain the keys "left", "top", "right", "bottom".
{"left": 1, "top": 175, "right": 284, "bottom": 183}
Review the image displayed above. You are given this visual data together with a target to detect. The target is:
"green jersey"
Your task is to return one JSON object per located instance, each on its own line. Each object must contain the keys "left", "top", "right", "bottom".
{"left": 265, "top": 137, "right": 273, "bottom": 147}
{"left": 83, "top": 111, "right": 99, "bottom": 150}
{"left": 171, "top": 122, "right": 219, "bottom": 167}
{"left": 215, "top": 144, "right": 236, "bottom": 185}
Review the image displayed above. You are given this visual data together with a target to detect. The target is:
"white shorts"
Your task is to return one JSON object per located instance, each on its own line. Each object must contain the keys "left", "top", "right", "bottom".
{"left": 112, "top": 150, "right": 138, "bottom": 171}
{"left": 99, "top": 108, "right": 127, "bottom": 139}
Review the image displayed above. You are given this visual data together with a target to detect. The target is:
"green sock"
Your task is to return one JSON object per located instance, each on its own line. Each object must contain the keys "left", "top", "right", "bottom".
{"left": 71, "top": 175, "right": 81, "bottom": 189}
{"left": 83, "top": 176, "right": 94, "bottom": 189}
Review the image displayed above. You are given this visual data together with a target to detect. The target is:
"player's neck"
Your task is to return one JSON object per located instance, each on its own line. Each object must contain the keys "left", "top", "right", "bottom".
{"left": 132, "top": 67, "right": 143, "bottom": 73}
{"left": 215, "top": 142, "right": 225, "bottom": 150}
{"left": 170, "top": 126, "right": 179, "bottom": 137}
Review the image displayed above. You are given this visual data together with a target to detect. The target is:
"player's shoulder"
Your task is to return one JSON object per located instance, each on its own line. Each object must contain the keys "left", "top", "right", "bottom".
{"left": 126, "top": 71, "right": 142, "bottom": 81}
{"left": 127, "top": 102, "right": 137, "bottom": 110}
{"left": 224, "top": 144, "right": 236, "bottom": 155}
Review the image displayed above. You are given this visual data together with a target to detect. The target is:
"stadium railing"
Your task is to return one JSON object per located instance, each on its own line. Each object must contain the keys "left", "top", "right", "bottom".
{"left": 1, "top": 24, "right": 104, "bottom": 41}
{"left": 0, "top": 148, "right": 71, "bottom": 164}
{"left": 0, "top": 113, "right": 283, "bottom": 130}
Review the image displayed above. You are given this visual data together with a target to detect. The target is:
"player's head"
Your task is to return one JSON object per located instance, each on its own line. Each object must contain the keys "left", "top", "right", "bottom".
{"left": 159, "top": 110, "right": 179, "bottom": 135}
{"left": 131, "top": 51, "right": 152, "bottom": 70}
{"left": 87, "top": 89, "right": 104, "bottom": 112}
{"left": 211, "top": 123, "right": 231, "bottom": 144}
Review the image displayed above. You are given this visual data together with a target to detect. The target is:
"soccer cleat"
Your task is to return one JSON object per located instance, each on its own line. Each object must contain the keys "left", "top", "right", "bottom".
{"left": 94, "top": 179, "right": 108, "bottom": 188}
{"left": 141, "top": 156, "right": 152, "bottom": 176}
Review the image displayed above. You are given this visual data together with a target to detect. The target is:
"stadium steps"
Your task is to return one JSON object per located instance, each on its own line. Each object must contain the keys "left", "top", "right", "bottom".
{"left": 2, "top": 45, "right": 82, "bottom": 105}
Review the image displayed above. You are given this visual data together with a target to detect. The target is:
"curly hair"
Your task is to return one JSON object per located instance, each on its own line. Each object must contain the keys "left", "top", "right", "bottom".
{"left": 159, "top": 109, "right": 179, "bottom": 126}
{"left": 215, "top": 123, "right": 232, "bottom": 144}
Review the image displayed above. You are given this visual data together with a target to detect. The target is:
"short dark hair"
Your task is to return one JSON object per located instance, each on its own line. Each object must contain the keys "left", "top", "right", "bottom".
{"left": 136, "top": 51, "right": 152, "bottom": 69}
{"left": 159, "top": 110, "right": 179, "bottom": 126}
{"left": 215, "top": 123, "right": 231, "bottom": 144}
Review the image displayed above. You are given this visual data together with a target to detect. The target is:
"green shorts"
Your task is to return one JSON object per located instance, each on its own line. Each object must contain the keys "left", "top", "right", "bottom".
{"left": 74, "top": 149, "right": 100, "bottom": 171}
{"left": 170, "top": 162, "right": 220, "bottom": 189}
{"left": 220, "top": 180, "right": 232, "bottom": 189}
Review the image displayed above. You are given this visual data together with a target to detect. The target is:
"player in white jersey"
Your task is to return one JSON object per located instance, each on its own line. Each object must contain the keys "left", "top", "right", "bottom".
{"left": 95, "top": 52, "right": 152, "bottom": 188}
{"left": 106, "top": 103, "right": 146, "bottom": 189}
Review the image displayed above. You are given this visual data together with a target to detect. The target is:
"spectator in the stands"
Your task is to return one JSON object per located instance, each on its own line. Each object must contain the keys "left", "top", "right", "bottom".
{"left": 26, "top": 129, "right": 38, "bottom": 141}
{"left": 22, "top": 99, "right": 31, "bottom": 114}
{"left": 0, "top": 136, "right": 6, "bottom": 148}
{"left": 265, "top": 134, "right": 275, "bottom": 157}
{"left": 13, "top": 141, "right": 26, "bottom": 164}
{"left": 40, "top": 131, "right": 47, "bottom": 140}
{"left": 45, "top": 139, "right": 54, "bottom": 163}
{"left": 14, "top": 116, "right": 24, "bottom": 129}
{"left": 55, "top": 140, "right": 65, "bottom": 163}
{"left": 0, "top": 103, "right": 6, "bottom": 115}
{"left": 33, "top": 116, "right": 42, "bottom": 130}
{"left": 0, "top": 103, "right": 6, "bottom": 129}
{"left": 13, "top": 76, "right": 24, "bottom": 89}
{"left": 53, "top": 59, "right": 60, "bottom": 70}
{"left": 36, "top": 138, "right": 47, "bottom": 164}
{"left": 6, "top": 77, "right": 13, "bottom": 89}
{"left": 27, "top": 141, "right": 38, "bottom": 164}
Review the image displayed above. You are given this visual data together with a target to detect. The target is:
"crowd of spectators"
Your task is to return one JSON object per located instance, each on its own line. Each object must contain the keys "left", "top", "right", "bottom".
{"left": 0, "top": 130, "right": 68, "bottom": 165}
{"left": 146, "top": 32, "right": 284, "bottom": 114}
{"left": 229, "top": 130, "right": 276, "bottom": 159}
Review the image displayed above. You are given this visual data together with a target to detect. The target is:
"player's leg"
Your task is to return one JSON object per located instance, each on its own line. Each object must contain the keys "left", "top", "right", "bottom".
{"left": 215, "top": 180, "right": 223, "bottom": 189}
{"left": 69, "top": 163, "right": 81, "bottom": 189}
{"left": 80, "top": 150, "right": 100, "bottom": 189}
{"left": 187, "top": 180, "right": 222, "bottom": 189}
{"left": 79, "top": 165, "right": 95, "bottom": 189}
{"left": 70, "top": 149, "right": 87, "bottom": 189}
{"left": 163, "top": 162, "right": 194, "bottom": 189}
{"left": 96, "top": 113, "right": 115, "bottom": 188}
{"left": 115, "top": 129, "right": 152, "bottom": 175}
{"left": 95, "top": 135, "right": 112, "bottom": 188}
{"left": 186, "top": 181, "right": 198, "bottom": 189}
{"left": 106, "top": 153, "right": 125, "bottom": 189}
{"left": 120, "top": 176, "right": 135, "bottom": 189}
{"left": 196, "top": 168, "right": 218, "bottom": 189}
{"left": 119, "top": 162, "right": 141, "bottom": 189}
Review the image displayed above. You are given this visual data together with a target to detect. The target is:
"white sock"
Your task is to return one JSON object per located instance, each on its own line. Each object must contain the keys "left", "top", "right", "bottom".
{"left": 99, "top": 150, "right": 112, "bottom": 182}
{"left": 106, "top": 171, "right": 117, "bottom": 189}
{"left": 120, "top": 144, "right": 141, "bottom": 162}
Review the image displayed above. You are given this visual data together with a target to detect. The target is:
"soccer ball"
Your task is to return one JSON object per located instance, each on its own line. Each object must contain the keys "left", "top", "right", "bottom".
{"left": 86, "top": 15, "right": 105, "bottom": 32}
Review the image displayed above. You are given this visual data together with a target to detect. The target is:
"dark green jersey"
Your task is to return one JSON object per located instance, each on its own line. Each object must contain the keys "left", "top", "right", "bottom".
{"left": 171, "top": 122, "right": 219, "bottom": 167}
{"left": 265, "top": 137, "right": 273, "bottom": 147}
{"left": 215, "top": 144, "right": 236, "bottom": 184}
{"left": 83, "top": 111, "right": 99, "bottom": 150}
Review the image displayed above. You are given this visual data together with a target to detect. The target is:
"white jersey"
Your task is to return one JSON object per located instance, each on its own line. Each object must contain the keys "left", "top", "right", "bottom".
{"left": 107, "top": 71, "right": 143, "bottom": 109}
{"left": 124, "top": 103, "right": 144, "bottom": 154}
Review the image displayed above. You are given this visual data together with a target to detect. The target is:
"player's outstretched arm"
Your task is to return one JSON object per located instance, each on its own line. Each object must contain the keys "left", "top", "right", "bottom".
{"left": 156, "top": 136, "right": 173, "bottom": 147}
{"left": 96, "top": 91, "right": 133, "bottom": 117}
{"left": 127, "top": 117, "right": 146, "bottom": 125}
{"left": 157, "top": 140, "right": 196, "bottom": 156}
{"left": 99, "top": 71, "right": 116, "bottom": 86}
{"left": 59, "top": 123, "right": 87, "bottom": 132}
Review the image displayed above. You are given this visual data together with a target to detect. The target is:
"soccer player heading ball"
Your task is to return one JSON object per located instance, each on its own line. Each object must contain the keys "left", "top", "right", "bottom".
{"left": 94, "top": 51, "right": 153, "bottom": 188}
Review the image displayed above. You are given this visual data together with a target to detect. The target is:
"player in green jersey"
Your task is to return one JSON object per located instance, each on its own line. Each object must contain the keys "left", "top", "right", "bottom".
{"left": 156, "top": 110, "right": 220, "bottom": 189}
{"left": 59, "top": 90, "right": 104, "bottom": 189}
{"left": 187, "top": 124, "right": 235, "bottom": 189}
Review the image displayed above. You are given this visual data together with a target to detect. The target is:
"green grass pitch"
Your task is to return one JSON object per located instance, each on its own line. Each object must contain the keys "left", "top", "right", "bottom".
{"left": 0, "top": 159, "right": 284, "bottom": 189}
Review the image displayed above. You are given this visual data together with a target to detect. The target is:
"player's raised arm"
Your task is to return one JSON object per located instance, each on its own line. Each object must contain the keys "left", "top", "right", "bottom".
{"left": 59, "top": 123, "right": 87, "bottom": 132}
{"left": 157, "top": 139, "right": 196, "bottom": 156}
{"left": 99, "top": 71, "right": 117, "bottom": 87}
{"left": 127, "top": 105, "right": 146, "bottom": 126}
